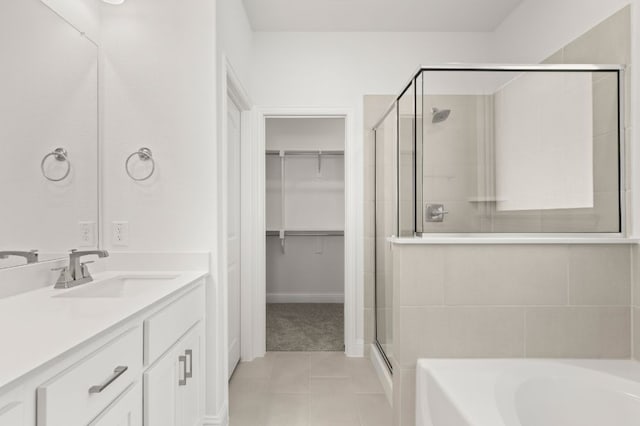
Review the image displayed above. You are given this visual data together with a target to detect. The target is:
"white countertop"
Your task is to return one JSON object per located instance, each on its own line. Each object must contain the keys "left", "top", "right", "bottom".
{"left": 0, "top": 270, "right": 207, "bottom": 393}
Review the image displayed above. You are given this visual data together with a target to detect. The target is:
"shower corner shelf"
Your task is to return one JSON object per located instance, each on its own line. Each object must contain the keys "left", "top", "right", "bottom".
{"left": 467, "top": 197, "right": 502, "bottom": 203}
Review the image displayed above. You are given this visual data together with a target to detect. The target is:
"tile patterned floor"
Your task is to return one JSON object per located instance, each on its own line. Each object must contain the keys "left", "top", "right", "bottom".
{"left": 229, "top": 352, "right": 392, "bottom": 426}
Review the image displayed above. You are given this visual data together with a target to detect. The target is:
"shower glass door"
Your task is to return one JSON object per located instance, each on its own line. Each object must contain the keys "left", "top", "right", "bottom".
{"left": 374, "top": 101, "right": 398, "bottom": 371}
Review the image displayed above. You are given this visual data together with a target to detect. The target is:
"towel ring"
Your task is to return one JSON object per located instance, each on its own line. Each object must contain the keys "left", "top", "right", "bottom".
{"left": 125, "top": 147, "right": 155, "bottom": 181}
{"left": 41, "top": 148, "right": 71, "bottom": 182}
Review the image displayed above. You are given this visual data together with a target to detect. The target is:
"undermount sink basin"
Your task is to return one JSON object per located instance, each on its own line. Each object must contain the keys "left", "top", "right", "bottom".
{"left": 53, "top": 274, "right": 180, "bottom": 298}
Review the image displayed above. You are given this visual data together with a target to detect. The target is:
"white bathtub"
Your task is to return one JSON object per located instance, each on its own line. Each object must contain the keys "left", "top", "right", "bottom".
{"left": 416, "top": 359, "right": 640, "bottom": 426}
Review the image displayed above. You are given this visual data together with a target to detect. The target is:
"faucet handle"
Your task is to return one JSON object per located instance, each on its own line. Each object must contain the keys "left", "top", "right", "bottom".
{"left": 80, "top": 261, "right": 95, "bottom": 279}
{"left": 52, "top": 266, "right": 74, "bottom": 289}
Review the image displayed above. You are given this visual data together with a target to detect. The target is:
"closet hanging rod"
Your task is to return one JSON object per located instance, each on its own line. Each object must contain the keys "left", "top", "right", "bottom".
{"left": 266, "top": 230, "right": 344, "bottom": 237}
{"left": 265, "top": 150, "right": 344, "bottom": 156}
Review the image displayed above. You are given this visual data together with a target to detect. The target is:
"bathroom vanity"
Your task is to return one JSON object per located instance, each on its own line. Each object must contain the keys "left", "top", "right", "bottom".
{"left": 0, "top": 271, "right": 207, "bottom": 426}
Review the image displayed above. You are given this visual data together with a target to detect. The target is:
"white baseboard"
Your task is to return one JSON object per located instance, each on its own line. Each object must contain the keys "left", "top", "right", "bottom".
{"left": 266, "top": 293, "right": 344, "bottom": 303}
{"left": 346, "top": 339, "right": 364, "bottom": 357}
{"left": 202, "top": 404, "right": 228, "bottom": 426}
{"left": 369, "top": 344, "right": 393, "bottom": 405}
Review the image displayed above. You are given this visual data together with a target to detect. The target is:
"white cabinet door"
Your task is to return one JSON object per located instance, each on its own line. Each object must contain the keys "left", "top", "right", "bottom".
{"left": 144, "top": 344, "right": 181, "bottom": 426}
{"left": 89, "top": 383, "right": 142, "bottom": 426}
{"left": 144, "top": 323, "right": 203, "bottom": 426}
{"left": 178, "top": 325, "right": 203, "bottom": 426}
{"left": 0, "top": 402, "right": 24, "bottom": 426}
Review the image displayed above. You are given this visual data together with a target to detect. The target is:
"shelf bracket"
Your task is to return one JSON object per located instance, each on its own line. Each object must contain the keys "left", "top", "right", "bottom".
{"left": 279, "top": 229, "right": 285, "bottom": 254}
{"left": 317, "top": 150, "right": 322, "bottom": 176}
{"left": 280, "top": 150, "right": 285, "bottom": 251}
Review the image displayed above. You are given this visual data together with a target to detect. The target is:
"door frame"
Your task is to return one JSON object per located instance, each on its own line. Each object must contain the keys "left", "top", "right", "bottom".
{"left": 248, "top": 106, "right": 363, "bottom": 358}
{"left": 218, "top": 55, "right": 252, "bottom": 385}
{"left": 225, "top": 88, "right": 242, "bottom": 379}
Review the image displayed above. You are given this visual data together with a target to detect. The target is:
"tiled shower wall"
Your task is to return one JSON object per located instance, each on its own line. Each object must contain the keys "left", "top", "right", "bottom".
{"left": 363, "top": 5, "right": 635, "bottom": 425}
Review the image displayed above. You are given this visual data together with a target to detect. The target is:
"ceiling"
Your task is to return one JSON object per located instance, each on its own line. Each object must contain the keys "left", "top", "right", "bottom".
{"left": 241, "top": 0, "right": 525, "bottom": 32}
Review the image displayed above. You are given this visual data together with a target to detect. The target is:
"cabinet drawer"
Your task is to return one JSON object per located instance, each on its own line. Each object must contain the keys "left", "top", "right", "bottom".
{"left": 0, "top": 402, "right": 23, "bottom": 426}
{"left": 144, "top": 282, "right": 204, "bottom": 365}
{"left": 89, "top": 382, "right": 142, "bottom": 426}
{"left": 37, "top": 327, "right": 143, "bottom": 426}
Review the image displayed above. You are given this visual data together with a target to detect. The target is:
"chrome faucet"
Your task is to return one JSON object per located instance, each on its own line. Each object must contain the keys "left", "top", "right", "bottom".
{"left": 53, "top": 249, "right": 109, "bottom": 289}
{"left": 0, "top": 250, "right": 39, "bottom": 264}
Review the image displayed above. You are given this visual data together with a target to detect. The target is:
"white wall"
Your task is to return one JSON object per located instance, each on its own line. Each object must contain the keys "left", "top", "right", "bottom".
{"left": 99, "top": 0, "right": 221, "bottom": 421}
{"left": 266, "top": 236, "right": 345, "bottom": 302}
{"left": 100, "top": 0, "right": 215, "bottom": 253}
{"left": 216, "top": 0, "right": 253, "bottom": 90}
{"left": 252, "top": 32, "right": 493, "bottom": 106}
{"left": 41, "top": 0, "right": 101, "bottom": 43}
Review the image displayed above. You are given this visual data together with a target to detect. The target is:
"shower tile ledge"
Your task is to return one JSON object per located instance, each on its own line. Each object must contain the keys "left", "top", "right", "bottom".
{"left": 388, "top": 236, "right": 639, "bottom": 245}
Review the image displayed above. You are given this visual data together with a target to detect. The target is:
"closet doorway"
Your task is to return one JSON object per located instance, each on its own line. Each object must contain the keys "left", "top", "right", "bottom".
{"left": 265, "top": 117, "right": 346, "bottom": 352}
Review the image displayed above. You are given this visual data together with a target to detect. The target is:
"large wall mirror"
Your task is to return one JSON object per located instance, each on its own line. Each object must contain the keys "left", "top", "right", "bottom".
{"left": 0, "top": 0, "right": 99, "bottom": 269}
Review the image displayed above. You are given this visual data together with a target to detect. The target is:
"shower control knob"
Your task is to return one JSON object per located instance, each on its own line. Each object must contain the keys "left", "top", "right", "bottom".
{"left": 425, "top": 203, "right": 449, "bottom": 222}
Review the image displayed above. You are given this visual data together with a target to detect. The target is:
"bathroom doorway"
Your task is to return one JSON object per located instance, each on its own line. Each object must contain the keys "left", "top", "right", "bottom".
{"left": 264, "top": 117, "right": 346, "bottom": 352}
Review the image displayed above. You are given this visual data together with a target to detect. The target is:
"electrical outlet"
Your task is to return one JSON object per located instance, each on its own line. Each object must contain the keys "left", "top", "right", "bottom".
{"left": 79, "top": 221, "right": 96, "bottom": 247}
{"left": 112, "top": 221, "right": 130, "bottom": 246}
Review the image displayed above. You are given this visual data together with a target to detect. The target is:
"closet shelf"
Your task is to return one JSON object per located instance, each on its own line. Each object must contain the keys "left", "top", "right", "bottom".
{"left": 266, "top": 229, "right": 344, "bottom": 237}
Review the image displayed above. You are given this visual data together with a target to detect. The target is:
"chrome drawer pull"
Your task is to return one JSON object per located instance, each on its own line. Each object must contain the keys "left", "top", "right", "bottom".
{"left": 89, "top": 366, "right": 128, "bottom": 394}
{"left": 185, "top": 349, "right": 193, "bottom": 379}
{"left": 179, "top": 355, "right": 187, "bottom": 386}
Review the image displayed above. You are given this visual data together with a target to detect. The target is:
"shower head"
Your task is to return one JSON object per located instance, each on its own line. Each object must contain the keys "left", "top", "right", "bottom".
{"left": 431, "top": 107, "right": 451, "bottom": 124}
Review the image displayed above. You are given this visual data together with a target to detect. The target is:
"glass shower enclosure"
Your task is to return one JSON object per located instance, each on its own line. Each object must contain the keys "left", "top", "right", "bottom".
{"left": 372, "top": 65, "right": 626, "bottom": 372}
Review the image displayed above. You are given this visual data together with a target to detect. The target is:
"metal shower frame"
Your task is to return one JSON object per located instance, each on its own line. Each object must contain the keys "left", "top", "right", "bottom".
{"left": 371, "top": 64, "right": 627, "bottom": 374}
{"left": 372, "top": 64, "right": 627, "bottom": 239}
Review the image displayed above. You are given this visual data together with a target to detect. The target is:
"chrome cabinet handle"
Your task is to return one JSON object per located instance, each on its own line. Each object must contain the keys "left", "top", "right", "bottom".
{"left": 178, "top": 355, "right": 187, "bottom": 386}
{"left": 89, "top": 366, "right": 128, "bottom": 394}
{"left": 184, "top": 349, "right": 193, "bottom": 379}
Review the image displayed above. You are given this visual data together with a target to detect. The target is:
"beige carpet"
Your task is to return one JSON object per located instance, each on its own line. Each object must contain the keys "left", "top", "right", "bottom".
{"left": 266, "top": 303, "right": 344, "bottom": 351}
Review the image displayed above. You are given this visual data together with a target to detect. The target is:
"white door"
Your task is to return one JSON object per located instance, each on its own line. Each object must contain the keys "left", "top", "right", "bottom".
{"left": 227, "top": 98, "right": 242, "bottom": 378}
